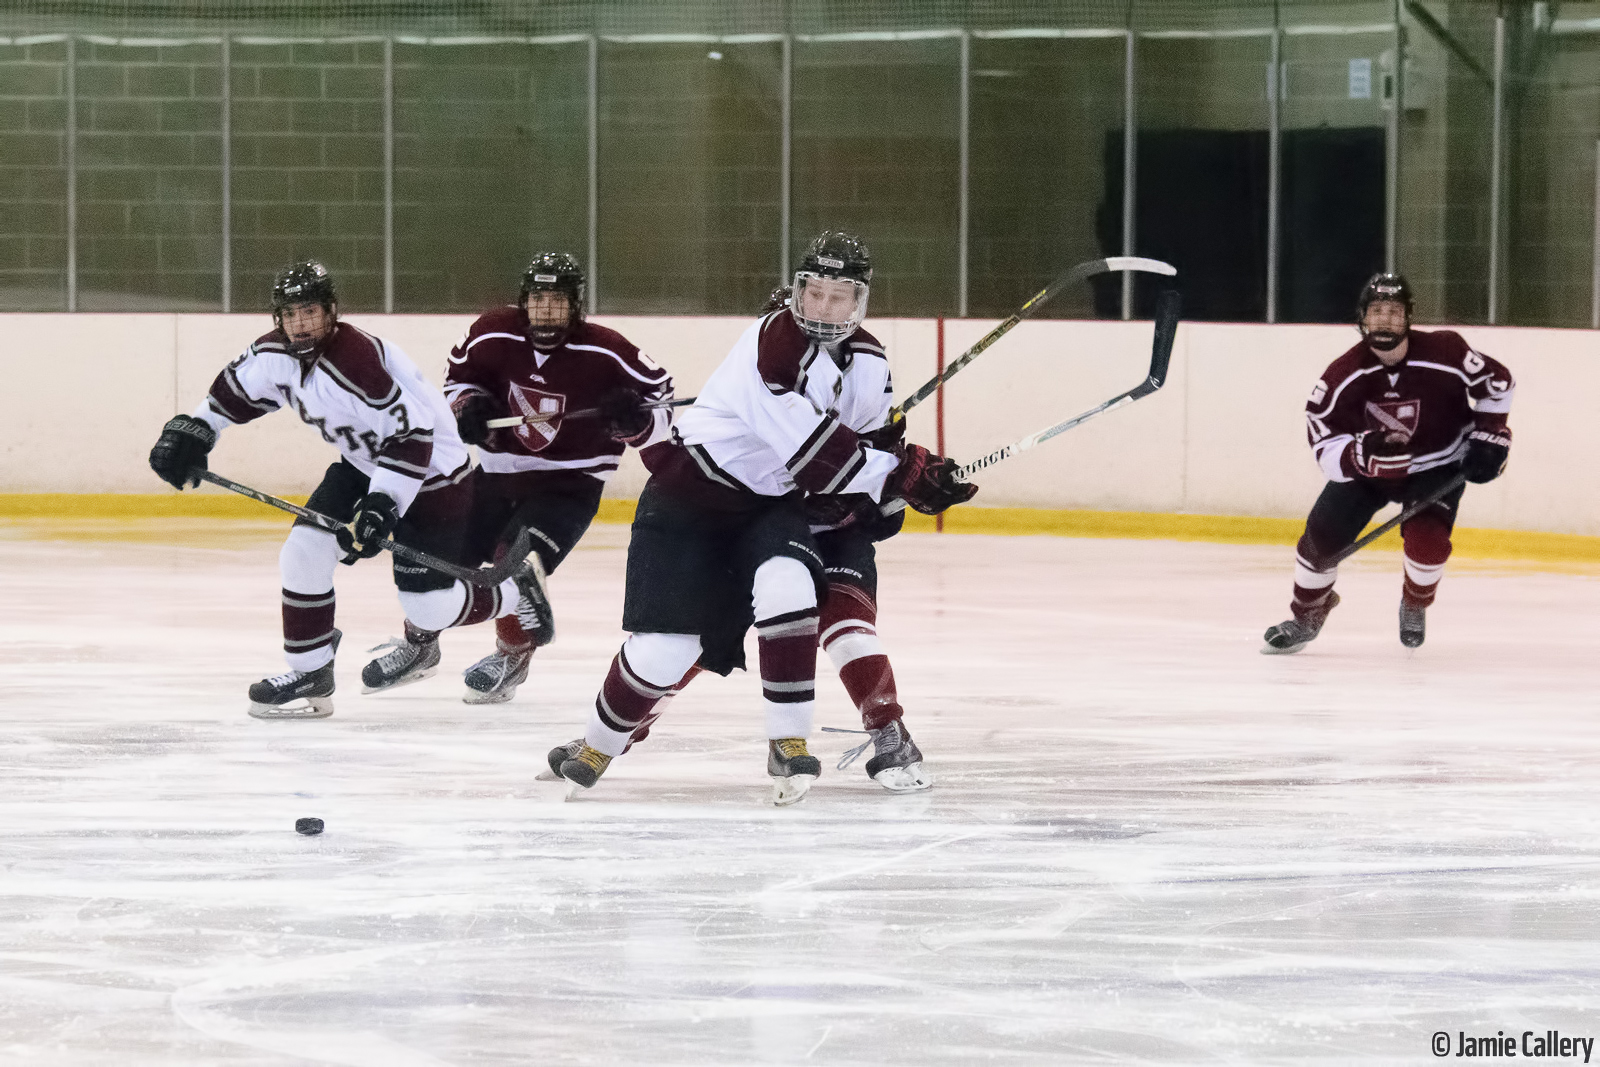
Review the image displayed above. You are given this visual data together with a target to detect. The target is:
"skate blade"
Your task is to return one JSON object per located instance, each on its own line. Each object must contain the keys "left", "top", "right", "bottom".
{"left": 1259, "top": 640, "right": 1308, "bottom": 656}
{"left": 360, "top": 666, "right": 438, "bottom": 695}
{"left": 534, "top": 766, "right": 562, "bottom": 782}
{"left": 462, "top": 683, "right": 518, "bottom": 706}
{"left": 771, "top": 773, "right": 816, "bottom": 807}
{"left": 873, "top": 762, "right": 932, "bottom": 793}
{"left": 248, "top": 696, "right": 333, "bottom": 720}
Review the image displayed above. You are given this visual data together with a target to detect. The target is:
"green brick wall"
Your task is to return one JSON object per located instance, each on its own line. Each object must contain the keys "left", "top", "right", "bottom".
{"left": 0, "top": 39, "right": 67, "bottom": 310}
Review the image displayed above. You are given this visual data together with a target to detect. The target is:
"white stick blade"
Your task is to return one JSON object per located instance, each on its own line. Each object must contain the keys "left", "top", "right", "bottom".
{"left": 1101, "top": 256, "right": 1177, "bottom": 277}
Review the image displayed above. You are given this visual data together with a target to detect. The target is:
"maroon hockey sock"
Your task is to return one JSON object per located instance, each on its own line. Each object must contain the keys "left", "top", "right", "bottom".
{"left": 820, "top": 583, "right": 903, "bottom": 731}
{"left": 1402, "top": 575, "right": 1440, "bottom": 607}
{"left": 494, "top": 612, "right": 531, "bottom": 651}
{"left": 593, "top": 647, "right": 677, "bottom": 737}
{"left": 624, "top": 666, "right": 702, "bottom": 753}
{"left": 448, "top": 582, "right": 503, "bottom": 630}
{"left": 756, "top": 607, "right": 819, "bottom": 710}
{"left": 1291, "top": 584, "right": 1335, "bottom": 612}
{"left": 282, "top": 587, "right": 336, "bottom": 662}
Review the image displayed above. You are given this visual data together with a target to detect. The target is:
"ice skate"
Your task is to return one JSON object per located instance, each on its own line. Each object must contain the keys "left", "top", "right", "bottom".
{"left": 1399, "top": 597, "right": 1426, "bottom": 648}
{"left": 361, "top": 621, "right": 440, "bottom": 693}
{"left": 539, "top": 739, "right": 583, "bottom": 781}
{"left": 864, "top": 719, "right": 931, "bottom": 792}
{"left": 248, "top": 630, "right": 340, "bottom": 719}
{"left": 557, "top": 741, "right": 612, "bottom": 789}
{"left": 463, "top": 641, "right": 532, "bottom": 704}
{"left": 513, "top": 558, "right": 556, "bottom": 648}
{"left": 1261, "top": 591, "right": 1340, "bottom": 655}
{"left": 768, "top": 737, "right": 821, "bottom": 806}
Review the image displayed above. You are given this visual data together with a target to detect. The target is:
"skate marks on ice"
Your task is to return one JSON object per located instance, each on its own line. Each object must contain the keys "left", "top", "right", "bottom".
{"left": 1, "top": 524, "right": 1599, "bottom": 1062}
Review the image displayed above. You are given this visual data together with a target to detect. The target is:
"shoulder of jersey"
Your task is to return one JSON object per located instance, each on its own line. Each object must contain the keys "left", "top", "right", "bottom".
{"left": 568, "top": 321, "right": 667, "bottom": 382}
{"left": 469, "top": 305, "right": 525, "bottom": 337}
{"left": 1323, "top": 341, "right": 1371, "bottom": 383}
{"left": 1407, "top": 328, "right": 1469, "bottom": 362}
{"left": 756, "top": 310, "right": 809, "bottom": 393}
{"left": 319, "top": 323, "right": 401, "bottom": 407}
{"left": 248, "top": 329, "right": 290, "bottom": 357}
{"left": 846, "top": 326, "right": 887, "bottom": 360}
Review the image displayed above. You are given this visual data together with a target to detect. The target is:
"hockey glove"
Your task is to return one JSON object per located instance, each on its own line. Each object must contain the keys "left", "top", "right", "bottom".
{"left": 803, "top": 492, "right": 876, "bottom": 530}
{"left": 453, "top": 393, "right": 494, "bottom": 447}
{"left": 597, "top": 387, "right": 653, "bottom": 445}
{"left": 148, "top": 414, "right": 217, "bottom": 490}
{"left": 888, "top": 443, "right": 978, "bottom": 515}
{"left": 1463, "top": 426, "right": 1511, "bottom": 484}
{"left": 862, "top": 416, "right": 907, "bottom": 453}
{"left": 1350, "top": 430, "right": 1412, "bottom": 480}
{"left": 337, "top": 492, "right": 399, "bottom": 564}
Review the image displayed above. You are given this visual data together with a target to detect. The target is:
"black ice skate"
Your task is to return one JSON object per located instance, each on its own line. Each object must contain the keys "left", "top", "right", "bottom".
{"left": 463, "top": 641, "right": 532, "bottom": 705}
{"left": 513, "top": 558, "right": 556, "bottom": 649}
{"left": 361, "top": 621, "right": 441, "bottom": 693}
{"left": 768, "top": 737, "right": 822, "bottom": 806}
{"left": 1399, "top": 597, "right": 1426, "bottom": 648}
{"left": 864, "top": 719, "right": 931, "bottom": 793}
{"left": 248, "top": 629, "right": 340, "bottom": 720}
{"left": 556, "top": 741, "right": 612, "bottom": 789}
{"left": 1261, "top": 591, "right": 1341, "bottom": 655}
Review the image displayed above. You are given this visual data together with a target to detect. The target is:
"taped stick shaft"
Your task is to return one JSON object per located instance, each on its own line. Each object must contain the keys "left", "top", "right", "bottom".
{"left": 1327, "top": 473, "right": 1468, "bottom": 566}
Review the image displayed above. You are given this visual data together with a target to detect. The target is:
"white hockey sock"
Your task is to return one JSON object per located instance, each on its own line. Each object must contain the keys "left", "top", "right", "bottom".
{"left": 752, "top": 557, "right": 818, "bottom": 740}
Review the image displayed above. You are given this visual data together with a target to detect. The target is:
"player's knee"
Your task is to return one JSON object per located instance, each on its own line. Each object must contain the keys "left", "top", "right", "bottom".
{"left": 399, "top": 585, "right": 466, "bottom": 632}
{"left": 623, "top": 632, "right": 703, "bottom": 688}
{"left": 752, "top": 556, "right": 816, "bottom": 622}
{"left": 280, "top": 524, "right": 339, "bottom": 593}
{"left": 1402, "top": 517, "right": 1452, "bottom": 566}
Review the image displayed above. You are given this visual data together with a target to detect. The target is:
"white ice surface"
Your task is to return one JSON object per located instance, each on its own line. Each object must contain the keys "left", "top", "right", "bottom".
{"left": 2, "top": 518, "right": 1598, "bottom": 1065}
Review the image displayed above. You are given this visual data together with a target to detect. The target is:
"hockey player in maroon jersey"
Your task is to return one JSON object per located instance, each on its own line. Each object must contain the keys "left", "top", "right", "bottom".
{"left": 1262, "top": 273, "right": 1514, "bottom": 653}
{"left": 389, "top": 252, "right": 673, "bottom": 704}
{"left": 543, "top": 232, "right": 974, "bottom": 804}
{"left": 147, "top": 262, "right": 549, "bottom": 718}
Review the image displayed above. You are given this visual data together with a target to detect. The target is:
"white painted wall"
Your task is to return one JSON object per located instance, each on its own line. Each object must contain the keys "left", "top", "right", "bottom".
{"left": 1, "top": 312, "right": 1591, "bottom": 534}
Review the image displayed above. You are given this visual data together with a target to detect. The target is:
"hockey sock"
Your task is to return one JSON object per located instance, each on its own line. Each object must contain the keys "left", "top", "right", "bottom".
{"left": 820, "top": 582, "right": 903, "bottom": 732}
{"left": 282, "top": 588, "right": 337, "bottom": 671}
{"left": 279, "top": 524, "right": 340, "bottom": 670}
{"left": 625, "top": 666, "right": 702, "bottom": 753}
{"left": 398, "top": 584, "right": 467, "bottom": 633}
{"left": 1291, "top": 536, "right": 1338, "bottom": 615}
{"left": 752, "top": 557, "right": 819, "bottom": 740}
{"left": 1400, "top": 514, "right": 1452, "bottom": 607}
{"left": 586, "top": 633, "right": 702, "bottom": 757}
{"left": 493, "top": 612, "right": 531, "bottom": 652}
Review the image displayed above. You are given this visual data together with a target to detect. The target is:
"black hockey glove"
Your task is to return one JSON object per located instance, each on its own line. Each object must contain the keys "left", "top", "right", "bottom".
{"left": 1463, "top": 426, "right": 1511, "bottom": 484}
{"left": 148, "top": 414, "right": 217, "bottom": 490}
{"left": 888, "top": 443, "right": 978, "bottom": 516}
{"left": 597, "top": 387, "right": 653, "bottom": 445}
{"left": 454, "top": 394, "right": 494, "bottom": 447}
{"left": 336, "top": 492, "right": 399, "bottom": 564}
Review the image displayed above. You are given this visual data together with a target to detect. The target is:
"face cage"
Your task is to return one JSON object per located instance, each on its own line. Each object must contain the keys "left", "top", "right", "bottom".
{"left": 790, "top": 272, "right": 869, "bottom": 343}
{"left": 274, "top": 301, "right": 337, "bottom": 358}
{"left": 1358, "top": 299, "right": 1410, "bottom": 345}
{"left": 522, "top": 284, "right": 583, "bottom": 347}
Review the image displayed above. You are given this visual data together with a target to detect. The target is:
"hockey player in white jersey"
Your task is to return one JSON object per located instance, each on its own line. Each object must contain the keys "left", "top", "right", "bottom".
{"left": 545, "top": 232, "right": 975, "bottom": 804}
{"left": 147, "top": 261, "right": 549, "bottom": 718}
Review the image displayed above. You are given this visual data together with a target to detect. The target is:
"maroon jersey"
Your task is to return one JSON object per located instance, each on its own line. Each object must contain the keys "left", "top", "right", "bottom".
{"left": 443, "top": 308, "right": 673, "bottom": 482}
{"left": 1305, "top": 329, "right": 1514, "bottom": 482}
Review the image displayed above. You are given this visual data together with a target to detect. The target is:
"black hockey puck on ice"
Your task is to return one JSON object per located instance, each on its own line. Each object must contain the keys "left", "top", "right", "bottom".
{"left": 295, "top": 817, "right": 324, "bottom": 836}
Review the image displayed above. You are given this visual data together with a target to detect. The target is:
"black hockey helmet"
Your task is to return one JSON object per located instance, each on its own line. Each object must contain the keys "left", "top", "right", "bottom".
{"left": 1357, "top": 271, "right": 1412, "bottom": 351}
{"left": 520, "top": 251, "right": 586, "bottom": 349}
{"left": 792, "top": 231, "right": 872, "bottom": 342}
{"left": 271, "top": 260, "right": 338, "bottom": 357}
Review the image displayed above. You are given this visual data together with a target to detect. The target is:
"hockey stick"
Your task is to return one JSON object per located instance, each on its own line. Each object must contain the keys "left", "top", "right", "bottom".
{"left": 879, "top": 290, "right": 1181, "bottom": 516}
{"left": 891, "top": 255, "right": 1177, "bottom": 420}
{"left": 485, "top": 397, "right": 693, "bottom": 430}
{"left": 1327, "top": 472, "right": 1469, "bottom": 566}
{"left": 198, "top": 470, "right": 532, "bottom": 586}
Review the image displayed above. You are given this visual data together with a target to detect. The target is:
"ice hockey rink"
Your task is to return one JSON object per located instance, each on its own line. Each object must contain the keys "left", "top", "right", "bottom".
{"left": 2, "top": 516, "right": 1598, "bottom": 1065}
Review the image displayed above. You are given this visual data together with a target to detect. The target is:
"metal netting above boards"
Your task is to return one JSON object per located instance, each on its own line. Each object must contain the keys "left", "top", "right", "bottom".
{"left": 2, "top": 2, "right": 1597, "bottom": 327}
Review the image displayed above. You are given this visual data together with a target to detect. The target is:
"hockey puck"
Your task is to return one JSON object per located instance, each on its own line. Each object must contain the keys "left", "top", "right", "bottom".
{"left": 295, "top": 817, "right": 324, "bottom": 836}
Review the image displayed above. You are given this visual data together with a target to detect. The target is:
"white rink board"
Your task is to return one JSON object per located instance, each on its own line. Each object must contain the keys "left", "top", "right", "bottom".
{"left": 0, "top": 312, "right": 1593, "bottom": 534}
{"left": 1, "top": 520, "right": 1597, "bottom": 1064}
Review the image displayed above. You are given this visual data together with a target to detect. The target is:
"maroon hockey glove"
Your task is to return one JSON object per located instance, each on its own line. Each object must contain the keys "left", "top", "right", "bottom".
{"left": 1349, "top": 429, "right": 1411, "bottom": 480}
{"left": 337, "top": 492, "right": 399, "bottom": 564}
{"left": 803, "top": 493, "right": 876, "bottom": 530}
{"left": 597, "top": 387, "right": 653, "bottom": 445}
{"left": 453, "top": 393, "right": 494, "bottom": 447}
{"left": 862, "top": 416, "right": 907, "bottom": 453}
{"left": 148, "top": 415, "right": 216, "bottom": 490}
{"left": 888, "top": 443, "right": 978, "bottom": 515}
{"left": 1463, "top": 426, "right": 1511, "bottom": 484}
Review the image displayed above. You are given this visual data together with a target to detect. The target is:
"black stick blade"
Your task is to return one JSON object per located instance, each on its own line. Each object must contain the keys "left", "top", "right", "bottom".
{"left": 1148, "top": 289, "right": 1182, "bottom": 388}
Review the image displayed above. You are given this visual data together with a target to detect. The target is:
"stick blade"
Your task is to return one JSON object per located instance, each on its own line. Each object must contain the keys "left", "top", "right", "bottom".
{"left": 1147, "top": 289, "right": 1182, "bottom": 388}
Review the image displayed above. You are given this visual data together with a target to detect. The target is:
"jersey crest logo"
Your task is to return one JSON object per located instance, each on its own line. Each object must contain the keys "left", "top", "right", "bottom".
{"left": 507, "top": 383, "right": 565, "bottom": 451}
{"left": 1364, "top": 398, "right": 1420, "bottom": 442}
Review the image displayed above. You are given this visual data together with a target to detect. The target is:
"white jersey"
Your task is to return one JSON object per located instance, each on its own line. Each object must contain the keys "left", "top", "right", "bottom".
{"left": 673, "top": 311, "right": 898, "bottom": 499}
{"left": 193, "top": 322, "right": 469, "bottom": 514}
